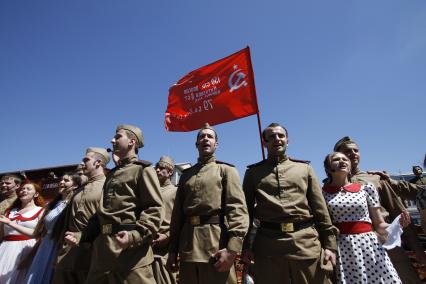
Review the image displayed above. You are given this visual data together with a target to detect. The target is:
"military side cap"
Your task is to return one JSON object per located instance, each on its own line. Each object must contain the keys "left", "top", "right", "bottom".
{"left": 86, "top": 147, "right": 110, "bottom": 164}
{"left": 333, "top": 136, "right": 356, "bottom": 151}
{"left": 117, "top": 124, "right": 144, "bottom": 148}
{"left": 157, "top": 156, "right": 175, "bottom": 169}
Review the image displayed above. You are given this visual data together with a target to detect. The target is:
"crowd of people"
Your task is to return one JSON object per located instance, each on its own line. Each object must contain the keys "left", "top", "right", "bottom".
{"left": 0, "top": 122, "right": 425, "bottom": 284}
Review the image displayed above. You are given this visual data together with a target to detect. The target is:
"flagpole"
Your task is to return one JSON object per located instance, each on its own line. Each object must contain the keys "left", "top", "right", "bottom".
{"left": 256, "top": 112, "right": 265, "bottom": 160}
{"left": 246, "top": 46, "right": 265, "bottom": 160}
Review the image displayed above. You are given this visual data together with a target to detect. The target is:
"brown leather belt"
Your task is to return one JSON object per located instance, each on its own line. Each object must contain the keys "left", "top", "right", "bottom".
{"left": 260, "top": 220, "right": 314, "bottom": 233}
{"left": 186, "top": 214, "right": 221, "bottom": 226}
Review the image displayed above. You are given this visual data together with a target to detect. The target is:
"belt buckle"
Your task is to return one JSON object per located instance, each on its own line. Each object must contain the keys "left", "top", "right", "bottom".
{"left": 102, "top": 224, "right": 113, "bottom": 234}
{"left": 280, "top": 222, "right": 294, "bottom": 232}
{"left": 190, "top": 216, "right": 201, "bottom": 226}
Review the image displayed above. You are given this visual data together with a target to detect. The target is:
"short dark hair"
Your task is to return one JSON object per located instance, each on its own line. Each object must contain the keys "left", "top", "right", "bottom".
{"left": 262, "top": 123, "right": 288, "bottom": 141}
{"left": 413, "top": 165, "right": 423, "bottom": 172}
{"left": 0, "top": 174, "right": 23, "bottom": 185}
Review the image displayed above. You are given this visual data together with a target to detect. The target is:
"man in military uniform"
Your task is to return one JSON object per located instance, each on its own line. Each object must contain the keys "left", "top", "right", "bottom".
{"left": 414, "top": 166, "right": 426, "bottom": 234}
{"left": 167, "top": 123, "right": 249, "bottom": 284}
{"left": 152, "top": 156, "right": 178, "bottom": 284}
{"left": 242, "top": 123, "right": 337, "bottom": 284}
{"left": 411, "top": 166, "right": 426, "bottom": 187}
{"left": 0, "top": 174, "right": 22, "bottom": 215}
{"left": 52, "top": 147, "right": 109, "bottom": 284}
{"left": 82, "top": 124, "right": 163, "bottom": 284}
{"left": 334, "top": 136, "right": 425, "bottom": 283}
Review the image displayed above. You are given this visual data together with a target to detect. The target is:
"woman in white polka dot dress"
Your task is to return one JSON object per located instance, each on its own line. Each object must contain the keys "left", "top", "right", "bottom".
{"left": 322, "top": 152, "right": 410, "bottom": 284}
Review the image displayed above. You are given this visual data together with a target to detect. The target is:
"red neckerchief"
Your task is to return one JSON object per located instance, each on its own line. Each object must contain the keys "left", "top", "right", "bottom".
{"left": 322, "top": 183, "right": 362, "bottom": 194}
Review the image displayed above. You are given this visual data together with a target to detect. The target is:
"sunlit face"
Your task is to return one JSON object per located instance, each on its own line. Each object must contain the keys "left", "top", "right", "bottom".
{"left": 196, "top": 129, "right": 218, "bottom": 157}
{"left": 339, "top": 143, "right": 360, "bottom": 170}
{"left": 0, "top": 177, "right": 19, "bottom": 196}
{"left": 263, "top": 126, "right": 288, "bottom": 157}
{"left": 111, "top": 129, "right": 134, "bottom": 158}
{"left": 155, "top": 165, "right": 172, "bottom": 185}
{"left": 80, "top": 152, "right": 99, "bottom": 177}
{"left": 58, "top": 175, "right": 75, "bottom": 193}
{"left": 328, "top": 153, "right": 351, "bottom": 176}
{"left": 18, "top": 184, "right": 38, "bottom": 203}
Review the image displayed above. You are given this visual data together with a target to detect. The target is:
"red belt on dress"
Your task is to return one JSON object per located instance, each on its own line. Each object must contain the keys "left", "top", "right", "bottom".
{"left": 334, "top": 221, "right": 373, "bottom": 234}
{"left": 3, "top": 235, "right": 32, "bottom": 241}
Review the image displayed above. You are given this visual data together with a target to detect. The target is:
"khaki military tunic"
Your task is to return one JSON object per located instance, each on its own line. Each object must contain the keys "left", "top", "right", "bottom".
{"left": 85, "top": 156, "right": 163, "bottom": 284}
{"left": 154, "top": 180, "right": 177, "bottom": 259}
{"left": 52, "top": 174, "right": 105, "bottom": 284}
{"left": 351, "top": 170, "right": 422, "bottom": 284}
{"left": 243, "top": 156, "right": 337, "bottom": 284}
{"left": 0, "top": 192, "right": 17, "bottom": 216}
{"left": 414, "top": 175, "right": 426, "bottom": 212}
{"left": 410, "top": 175, "right": 426, "bottom": 187}
{"left": 152, "top": 180, "right": 177, "bottom": 284}
{"left": 169, "top": 156, "right": 249, "bottom": 260}
{"left": 169, "top": 156, "right": 249, "bottom": 284}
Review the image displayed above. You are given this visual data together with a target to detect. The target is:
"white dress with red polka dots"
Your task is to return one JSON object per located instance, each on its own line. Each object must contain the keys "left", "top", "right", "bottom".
{"left": 323, "top": 183, "right": 401, "bottom": 284}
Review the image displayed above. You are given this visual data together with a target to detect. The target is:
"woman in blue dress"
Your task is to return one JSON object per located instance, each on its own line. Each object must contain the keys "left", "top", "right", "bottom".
{"left": 24, "top": 172, "right": 79, "bottom": 284}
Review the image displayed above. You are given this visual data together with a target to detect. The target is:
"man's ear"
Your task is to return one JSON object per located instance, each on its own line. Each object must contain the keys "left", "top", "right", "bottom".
{"left": 167, "top": 169, "right": 174, "bottom": 177}
{"left": 262, "top": 139, "right": 267, "bottom": 148}
{"left": 129, "top": 139, "right": 136, "bottom": 147}
{"left": 94, "top": 159, "right": 102, "bottom": 168}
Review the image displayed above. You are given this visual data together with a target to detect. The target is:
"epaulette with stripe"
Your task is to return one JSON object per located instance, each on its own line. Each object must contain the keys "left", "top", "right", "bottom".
{"left": 216, "top": 160, "right": 235, "bottom": 167}
{"left": 247, "top": 159, "right": 267, "bottom": 169}
{"left": 289, "top": 157, "right": 310, "bottom": 164}
{"left": 133, "top": 160, "right": 152, "bottom": 167}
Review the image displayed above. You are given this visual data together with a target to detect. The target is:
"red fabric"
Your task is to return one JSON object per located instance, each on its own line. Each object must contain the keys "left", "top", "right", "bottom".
{"left": 165, "top": 47, "right": 259, "bottom": 132}
{"left": 322, "top": 183, "right": 362, "bottom": 194}
{"left": 7, "top": 207, "right": 44, "bottom": 221}
{"left": 334, "top": 221, "right": 373, "bottom": 234}
{"left": 3, "top": 235, "right": 32, "bottom": 241}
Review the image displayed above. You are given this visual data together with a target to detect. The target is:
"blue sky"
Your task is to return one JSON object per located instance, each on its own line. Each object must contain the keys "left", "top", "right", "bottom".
{"left": 1, "top": 1, "right": 425, "bottom": 180}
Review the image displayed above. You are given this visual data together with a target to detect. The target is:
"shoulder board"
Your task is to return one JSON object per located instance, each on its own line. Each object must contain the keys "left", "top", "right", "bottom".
{"left": 181, "top": 166, "right": 193, "bottom": 172}
{"left": 289, "top": 157, "right": 310, "bottom": 164}
{"left": 133, "top": 160, "right": 152, "bottom": 167}
{"left": 216, "top": 160, "right": 235, "bottom": 167}
{"left": 180, "top": 164, "right": 198, "bottom": 173}
{"left": 247, "top": 160, "right": 267, "bottom": 169}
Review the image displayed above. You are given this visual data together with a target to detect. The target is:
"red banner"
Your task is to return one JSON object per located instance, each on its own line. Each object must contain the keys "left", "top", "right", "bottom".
{"left": 165, "top": 47, "right": 259, "bottom": 132}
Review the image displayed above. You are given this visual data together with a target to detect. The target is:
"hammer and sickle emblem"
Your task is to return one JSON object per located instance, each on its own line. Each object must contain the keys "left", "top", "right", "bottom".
{"left": 228, "top": 69, "right": 248, "bottom": 92}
